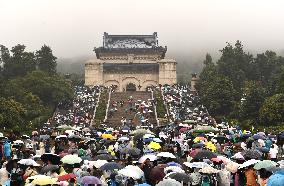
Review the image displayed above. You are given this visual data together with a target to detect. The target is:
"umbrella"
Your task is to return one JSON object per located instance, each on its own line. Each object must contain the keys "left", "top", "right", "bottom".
{"left": 97, "top": 149, "right": 109, "bottom": 154}
{"left": 14, "top": 140, "right": 24, "bottom": 144}
{"left": 21, "top": 135, "right": 30, "bottom": 139}
{"left": 138, "top": 154, "right": 158, "bottom": 163}
{"left": 167, "top": 162, "right": 182, "bottom": 168}
{"left": 81, "top": 176, "right": 102, "bottom": 185}
{"left": 32, "top": 176, "right": 57, "bottom": 185}
{"left": 164, "top": 166, "right": 185, "bottom": 174}
{"left": 41, "top": 153, "right": 61, "bottom": 165}
{"left": 118, "top": 165, "right": 144, "bottom": 180}
{"left": 18, "top": 159, "right": 40, "bottom": 166}
{"left": 68, "top": 135, "right": 81, "bottom": 141}
{"left": 253, "top": 134, "right": 266, "bottom": 140}
{"left": 61, "top": 154, "right": 82, "bottom": 164}
{"left": 148, "top": 142, "right": 161, "bottom": 150}
{"left": 225, "top": 162, "right": 239, "bottom": 173}
{"left": 82, "top": 128, "right": 91, "bottom": 132}
{"left": 156, "top": 178, "right": 182, "bottom": 186}
{"left": 193, "top": 150, "right": 217, "bottom": 161}
{"left": 242, "top": 149, "right": 262, "bottom": 160}
{"left": 101, "top": 133, "right": 114, "bottom": 140}
{"left": 117, "top": 136, "right": 129, "bottom": 142}
{"left": 192, "top": 143, "right": 205, "bottom": 148}
{"left": 193, "top": 137, "right": 207, "bottom": 143}
{"left": 94, "top": 154, "right": 116, "bottom": 161}
{"left": 232, "top": 152, "right": 245, "bottom": 160}
{"left": 239, "top": 159, "right": 260, "bottom": 169}
{"left": 166, "top": 172, "right": 192, "bottom": 183}
{"left": 253, "top": 160, "right": 278, "bottom": 170}
{"left": 149, "top": 166, "right": 166, "bottom": 184}
{"left": 120, "top": 148, "right": 141, "bottom": 156}
{"left": 267, "top": 171, "right": 284, "bottom": 186}
{"left": 89, "top": 160, "right": 108, "bottom": 169}
{"left": 57, "top": 173, "right": 77, "bottom": 181}
{"left": 183, "top": 162, "right": 210, "bottom": 169}
{"left": 190, "top": 125, "right": 218, "bottom": 133}
{"left": 55, "top": 135, "right": 67, "bottom": 140}
{"left": 157, "top": 152, "right": 176, "bottom": 159}
{"left": 199, "top": 166, "right": 220, "bottom": 174}
{"left": 257, "top": 147, "right": 270, "bottom": 153}
{"left": 41, "top": 165, "right": 59, "bottom": 174}
{"left": 100, "top": 162, "right": 123, "bottom": 171}
{"left": 152, "top": 138, "right": 163, "bottom": 143}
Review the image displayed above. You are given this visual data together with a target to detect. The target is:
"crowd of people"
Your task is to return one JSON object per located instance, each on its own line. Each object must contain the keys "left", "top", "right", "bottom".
{"left": 1, "top": 85, "right": 284, "bottom": 186}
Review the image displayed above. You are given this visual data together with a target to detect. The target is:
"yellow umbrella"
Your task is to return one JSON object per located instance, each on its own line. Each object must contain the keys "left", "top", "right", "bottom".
{"left": 102, "top": 133, "right": 114, "bottom": 140}
{"left": 148, "top": 142, "right": 161, "bottom": 150}
{"left": 32, "top": 176, "right": 57, "bottom": 185}
{"left": 205, "top": 141, "right": 216, "bottom": 152}
{"left": 193, "top": 137, "right": 207, "bottom": 143}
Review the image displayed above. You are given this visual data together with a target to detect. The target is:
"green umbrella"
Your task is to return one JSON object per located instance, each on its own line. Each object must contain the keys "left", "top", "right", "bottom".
{"left": 61, "top": 154, "right": 82, "bottom": 164}
{"left": 253, "top": 160, "right": 278, "bottom": 170}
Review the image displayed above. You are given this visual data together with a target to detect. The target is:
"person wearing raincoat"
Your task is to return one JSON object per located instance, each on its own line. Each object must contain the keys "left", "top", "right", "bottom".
{"left": 3, "top": 141, "right": 11, "bottom": 159}
{"left": 245, "top": 166, "right": 258, "bottom": 186}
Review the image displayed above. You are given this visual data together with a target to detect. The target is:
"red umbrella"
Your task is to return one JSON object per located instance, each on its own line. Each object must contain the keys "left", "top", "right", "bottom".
{"left": 58, "top": 173, "right": 77, "bottom": 181}
{"left": 179, "top": 127, "right": 188, "bottom": 133}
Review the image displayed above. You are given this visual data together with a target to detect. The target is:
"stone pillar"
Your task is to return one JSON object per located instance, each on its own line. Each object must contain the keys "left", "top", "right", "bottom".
{"left": 85, "top": 60, "right": 104, "bottom": 86}
{"left": 158, "top": 59, "right": 177, "bottom": 85}
{"left": 191, "top": 73, "right": 198, "bottom": 91}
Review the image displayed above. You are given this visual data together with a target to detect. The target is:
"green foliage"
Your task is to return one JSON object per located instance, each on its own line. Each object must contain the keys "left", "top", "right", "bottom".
{"left": 197, "top": 41, "right": 284, "bottom": 127}
{"left": 259, "top": 94, "right": 284, "bottom": 125}
{"left": 36, "top": 45, "right": 57, "bottom": 74}
{"left": 95, "top": 89, "right": 108, "bottom": 122}
{"left": 0, "top": 44, "right": 73, "bottom": 133}
{"left": 155, "top": 91, "right": 167, "bottom": 118}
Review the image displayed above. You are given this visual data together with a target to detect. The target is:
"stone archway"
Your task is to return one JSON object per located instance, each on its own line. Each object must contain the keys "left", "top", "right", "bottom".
{"left": 142, "top": 80, "right": 158, "bottom": 91}
{"left": 121, "top": 77, "right": 140, "bottom": 91}
{"left": 126, "top": 83, "right": 136, "bottom": 91}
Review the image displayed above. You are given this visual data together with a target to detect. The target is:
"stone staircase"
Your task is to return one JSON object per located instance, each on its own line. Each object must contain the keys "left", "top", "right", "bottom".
{"left": 105, "top": 91, "right": 157, "bottom": 127}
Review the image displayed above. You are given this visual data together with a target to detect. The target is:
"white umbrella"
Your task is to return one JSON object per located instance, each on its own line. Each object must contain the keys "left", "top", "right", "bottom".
{"left": 226, "top": 162, "right": 239, "bottom": 173}
{"left": 138, "top": 154, "right": 157, "bottom": 163}
{"left": 143, "top": 134, "right": 155, "bottom": 139}
{"left": 89, "top": 160, "right": 108, "bottom": 169}
{"left": 183, "top": 162, "right": 210, "bottom": 169}
{"left": 118, "top": 165, "right": 144, "bottom": 180}
{"left": 152, "top": 138, "right": 163, "bottom": 143}
{"left": 199, "top": 166, "right": 220, "bottom": 174}
{"left": 55, "top": 135, "right": 67, "bottom": 139}
{"left": 156, "top": 178, "right": 182, "bottom": 186}
{"left": 117, "top": 136, "right": 130, "bottom": 142}
{"left": 238, "top": 159, "right": 259, "bottom": 169}
{"left": 164, "top": 166, "right": 185, "bottom": 174}
{"left": 18, "top": 159, "right": 40, "bottom": 166}
{"left": 157, "top": 152, "right": 176, "bottom": 159}
{"left": 232, "top": 152, "right": 245, "bottom": 160}
{"left": 14, "top": 140, "right": 24, "bottom": 144}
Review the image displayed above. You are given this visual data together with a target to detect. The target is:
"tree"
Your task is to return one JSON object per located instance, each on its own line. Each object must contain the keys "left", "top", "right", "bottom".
{"left": 259, "top": 94, "right": 284, "bottom": 125}
{"left": 0, "top": 98, "right": 27, "bottom": 131}
{"left": 1, "top": 44, "right": 36, "bottom": 78}
{"left": 239, "top": 81, "right": 266, "bottom": 123}
{"left": 217, "top": 41, "right": 253, "bottom": 96}
{"left": 36, "top": 45, "right": 57, "bottom": 74}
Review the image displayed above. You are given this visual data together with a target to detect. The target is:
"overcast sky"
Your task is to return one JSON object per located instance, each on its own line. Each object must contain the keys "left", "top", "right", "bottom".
{"left": 1, "top": 0, "right": 284, "bottom": 61}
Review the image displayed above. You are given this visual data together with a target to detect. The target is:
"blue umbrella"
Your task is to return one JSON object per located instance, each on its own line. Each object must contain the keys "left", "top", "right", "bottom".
{"left": 257, "top": 147, "right": 270, "bottom": 153}
{"left": 137, "top": 184, "right": 151, "bottom": 186}
{"left": 267, "top": 171, "right": 284, "bottom": 186}
{"left": 192, "top": 143, "right": 204, "bottom": 148}
{"left": 100, "top": 162, "right": 123, "bottom": 171}
{"left": 143, "top": 138, "right": 153, "bottom": 143}
{"left": 167, "top": 162, "right": 182, "bottom": 167}
{"left": 253, "top": 134, "right": 266, "bottom": 140}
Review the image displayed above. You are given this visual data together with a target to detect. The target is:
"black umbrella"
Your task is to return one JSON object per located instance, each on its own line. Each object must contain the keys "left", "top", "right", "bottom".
{"left": 97, "top": 149, "right": 109, "bottom": 154}
{"left": 94, "top": 154, "right": 116, "bottom": 161}
{"left": 242, "top": 149, "right": 262, "bottom": 160}
{"left": 192, "top": 143, "right": 204, "bottom": 148}
{"left": 193, "top": 150, "right": 217, "bottom": 161}
{"left": 41, "top": 153, "right": 61, "bottom": 165}
{"left": 41, "top": 165, "right": 59, "bottom": 174}
{"left": 167, "top": 172, "right": 192, "bottom": 183}
{"left": 100, "top": 162, "right": 123, "bottom": 171}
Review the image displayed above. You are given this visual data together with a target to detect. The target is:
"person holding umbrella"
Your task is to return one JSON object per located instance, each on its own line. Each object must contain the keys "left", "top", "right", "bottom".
{"left": 141, "top": 158, "right": 153, "bottom": 184}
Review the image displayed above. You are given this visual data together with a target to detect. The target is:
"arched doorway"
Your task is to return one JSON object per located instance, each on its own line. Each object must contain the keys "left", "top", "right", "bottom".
{"left": 126, "top": 83, "right": 136, "bottom": 91}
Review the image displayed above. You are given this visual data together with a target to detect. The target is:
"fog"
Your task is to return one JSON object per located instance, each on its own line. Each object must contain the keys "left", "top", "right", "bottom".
{"left": 1, "top": 0, "right": 284, "bottom": 74}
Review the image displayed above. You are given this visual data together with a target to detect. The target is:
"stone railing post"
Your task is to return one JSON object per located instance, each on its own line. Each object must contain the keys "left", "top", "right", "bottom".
{"left": 104, "top": 88, "right": 112, "bottom": 122}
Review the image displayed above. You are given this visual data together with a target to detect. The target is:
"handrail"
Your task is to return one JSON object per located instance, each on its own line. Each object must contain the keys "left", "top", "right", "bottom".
{"left": 160, "top": 87, "right": 171, "bottom": 122}
{"left": 92, "top": 91, "right": 101, "bottom": 125}
{"left": 150, "top": 89, "right": 159, "bottom": 126}
{"left": 104, "top": 88, "right": 112, "bottom": 122}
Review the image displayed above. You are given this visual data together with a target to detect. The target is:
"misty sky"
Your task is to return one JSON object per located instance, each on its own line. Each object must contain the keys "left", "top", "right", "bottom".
{"left": 1, "top": 0, "right": 284, "bottom": 62}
